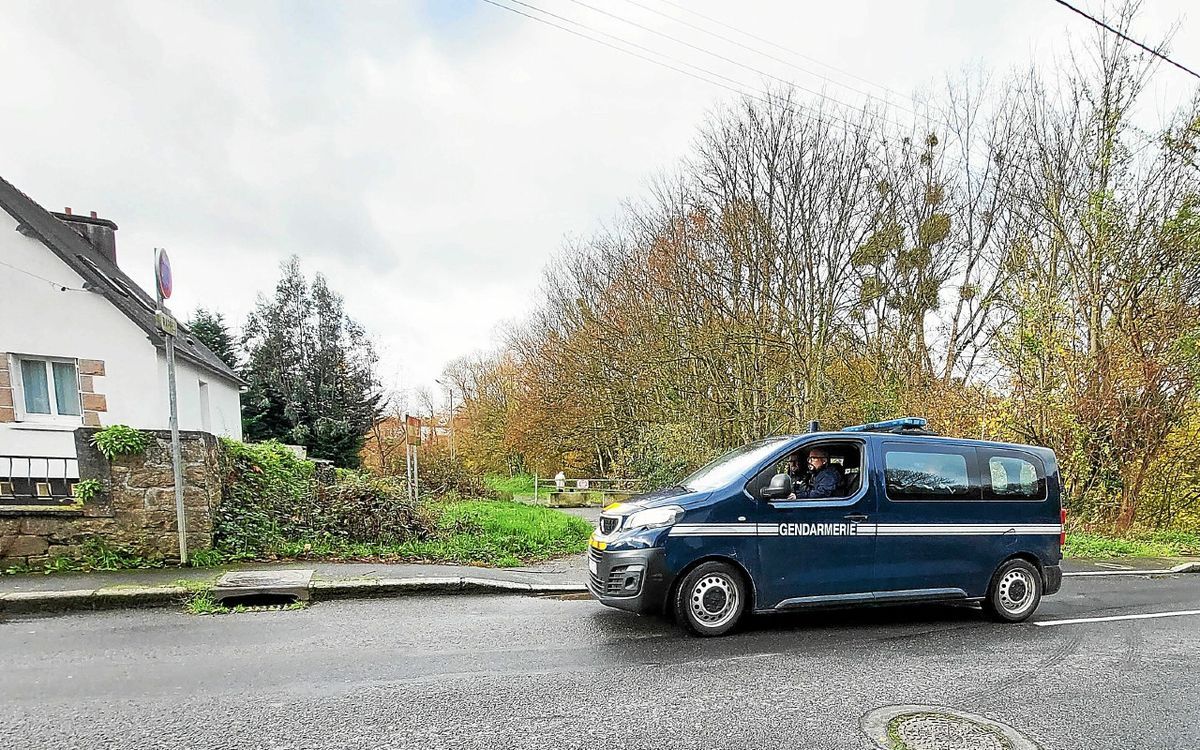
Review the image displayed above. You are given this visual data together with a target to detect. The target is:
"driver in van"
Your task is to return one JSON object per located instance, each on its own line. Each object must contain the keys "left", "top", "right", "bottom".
{"left": 788, "top": 447, "right": 842, "bottom": 499}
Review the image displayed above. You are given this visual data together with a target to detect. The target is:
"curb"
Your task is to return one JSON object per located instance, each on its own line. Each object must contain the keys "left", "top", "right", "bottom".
{"left": 0, "top": 578, "right": 589, "bottom": 615}
{"left": 1063, "top": 562, "right": 1200, "bottom": 578}
{"left": 309, "top": 577, "right": 587, "bottom": 601}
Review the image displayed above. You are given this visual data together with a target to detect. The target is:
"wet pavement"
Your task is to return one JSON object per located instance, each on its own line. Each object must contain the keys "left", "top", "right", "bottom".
{"left": 1, "top": 573, "right": 1197, "bottom": 749}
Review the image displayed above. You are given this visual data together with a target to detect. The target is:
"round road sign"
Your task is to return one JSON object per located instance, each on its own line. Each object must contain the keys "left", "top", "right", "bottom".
{"left": 156, "top": 248, "right": 173, "bottom": 300}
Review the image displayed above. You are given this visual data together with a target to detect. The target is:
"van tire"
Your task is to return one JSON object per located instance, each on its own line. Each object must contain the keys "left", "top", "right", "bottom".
{"left": 983, "top": 558, "right": 1042, "bottom": 623}
{"left": 673, "top": 561, "right": 747, "bottom": 637}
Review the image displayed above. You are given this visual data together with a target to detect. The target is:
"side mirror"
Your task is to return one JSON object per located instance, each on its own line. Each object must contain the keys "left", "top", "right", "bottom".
{"left": 761, "top": 473, "right": 793, "bottom": 500}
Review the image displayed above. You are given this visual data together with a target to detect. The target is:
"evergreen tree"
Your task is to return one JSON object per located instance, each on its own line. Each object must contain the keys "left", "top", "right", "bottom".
{"left": 241, "top": 257, "right": 383, "bottom": 467}
{"left": 187, "top": 308, "right": 239, "bottom": 370}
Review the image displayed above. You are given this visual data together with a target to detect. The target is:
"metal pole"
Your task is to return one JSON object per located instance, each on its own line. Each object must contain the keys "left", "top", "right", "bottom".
{"left": 406, "top": 444, "right": 413, "bottom": 501}
{"left": 448, "top": 388, "right": 456, "bottom": 461}
{"left": 165, "top": 333, "right": 187, "bottom": 564}
{"left": 155, "top": 250, "right": 187, "bottom": 566}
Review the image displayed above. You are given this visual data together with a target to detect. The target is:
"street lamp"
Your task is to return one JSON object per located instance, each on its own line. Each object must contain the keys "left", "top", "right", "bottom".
{"left": 434, "top": 378, "right": 456, "bottom": 461}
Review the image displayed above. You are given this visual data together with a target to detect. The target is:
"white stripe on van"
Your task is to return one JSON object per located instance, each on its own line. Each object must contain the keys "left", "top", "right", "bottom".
{"left": 668, "top": 523, "right": 1061, "bottom": 537}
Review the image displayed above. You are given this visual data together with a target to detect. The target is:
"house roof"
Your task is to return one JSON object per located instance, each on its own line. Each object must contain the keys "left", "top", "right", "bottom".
{"left": 0, "top": 174, "right": 246, "bottom": 386}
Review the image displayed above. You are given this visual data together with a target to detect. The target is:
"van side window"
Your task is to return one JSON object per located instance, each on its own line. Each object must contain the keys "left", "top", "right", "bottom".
{"left": 885, "top": 450, "right": 971, "bottom": 501}
{"left": 984, "top": 454, "right": 1046, "bottom": 501}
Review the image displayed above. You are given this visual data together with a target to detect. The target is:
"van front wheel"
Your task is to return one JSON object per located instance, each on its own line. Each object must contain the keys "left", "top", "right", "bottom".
{"left": 673, "top": 561, "right": 747, "bottom": 637}
{"left": 983, "top": 558, "right": 1042, "bottom": 623}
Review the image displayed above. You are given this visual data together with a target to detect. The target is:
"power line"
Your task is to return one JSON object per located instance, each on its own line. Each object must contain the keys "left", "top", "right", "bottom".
{"left": 652, "top": 0, "right": 910, "bottom": 100}
{"left": 622, "top": 0, "right": 920, "bottom": 118}
{"left": 1051, "top": 0, "right": 1200, "bottom": 81}
{"left": 0, "top": 258, "right": 88, "bottom": 292}
{"left": 480, "top": 0, "right": 769, "bottom": 104}
{"left": 563, "top": 0, "right": 917, "bottom": 131}
{"left": 480, "top": 0, "right": 888, "bottom": 136}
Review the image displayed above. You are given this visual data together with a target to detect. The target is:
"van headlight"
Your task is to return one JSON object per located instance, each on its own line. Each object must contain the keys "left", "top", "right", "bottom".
{"left": 624, "top": 505, "right": 685, "bottom": 532}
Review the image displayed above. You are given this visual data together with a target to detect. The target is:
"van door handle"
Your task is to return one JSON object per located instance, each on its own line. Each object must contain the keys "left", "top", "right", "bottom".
{"left": 844, "top": 513, "right": 869, "bottom": 522}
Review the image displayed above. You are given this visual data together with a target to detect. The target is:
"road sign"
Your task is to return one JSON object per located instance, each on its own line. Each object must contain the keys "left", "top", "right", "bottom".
{"left": 155, "top": 248, "right": 173, "bottom": 300}
{"left": 155, "top": 310, "right": 178, "bottom": 336}
{"left": 154, "top": 247, "right": 185, "bottom": 564}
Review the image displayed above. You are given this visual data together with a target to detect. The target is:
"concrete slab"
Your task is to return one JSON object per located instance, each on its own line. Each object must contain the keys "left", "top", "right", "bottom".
{"left": 211, "top": 569, "right": 314, "bottom": 603}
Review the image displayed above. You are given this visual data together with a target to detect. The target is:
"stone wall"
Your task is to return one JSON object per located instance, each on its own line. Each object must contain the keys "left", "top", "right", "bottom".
{"left": 0, "top": 428, "right": 222, "bottom": 567}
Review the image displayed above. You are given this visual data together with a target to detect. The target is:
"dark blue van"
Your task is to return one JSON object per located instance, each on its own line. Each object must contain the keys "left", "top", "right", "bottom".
{"left": 588, "top": 418, "right": 1064, "bottom": 636}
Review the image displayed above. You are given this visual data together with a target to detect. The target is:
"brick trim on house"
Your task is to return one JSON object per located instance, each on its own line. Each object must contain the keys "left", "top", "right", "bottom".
{"left": 0, "top": 354, "right": 13, "bottom": 423}
{"left": 76, "top": 358, "right": 106, "bottom": 427}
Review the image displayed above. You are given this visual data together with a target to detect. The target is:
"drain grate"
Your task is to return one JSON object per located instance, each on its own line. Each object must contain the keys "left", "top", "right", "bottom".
{"left": 211, "top": 569, "right": 313, "bottom": 606}
{"left": 861, "top": 705, "right": 1039, "bottom": 750}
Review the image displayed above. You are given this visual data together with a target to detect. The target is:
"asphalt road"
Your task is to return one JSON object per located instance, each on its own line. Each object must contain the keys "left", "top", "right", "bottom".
{"left": 2, "top": 574, "right": 1198, "bottom": 750}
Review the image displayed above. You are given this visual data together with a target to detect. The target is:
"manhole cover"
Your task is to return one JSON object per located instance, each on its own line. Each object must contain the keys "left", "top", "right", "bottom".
{"left": 861, "top": 705, "right": 1039, "bottom": 750}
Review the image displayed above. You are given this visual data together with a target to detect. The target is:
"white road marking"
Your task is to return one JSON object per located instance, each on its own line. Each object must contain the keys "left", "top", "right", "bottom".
{"left": 1063, "top": 570, "right": 1176, "bottom": 577}
{"left": 1034, "top": 609, "right": 1200, "bottom": 627}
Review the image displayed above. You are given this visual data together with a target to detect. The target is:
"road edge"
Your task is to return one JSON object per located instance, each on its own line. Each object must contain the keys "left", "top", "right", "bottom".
{"left": 0, "top": 577, "right": 590, "bottom": 615}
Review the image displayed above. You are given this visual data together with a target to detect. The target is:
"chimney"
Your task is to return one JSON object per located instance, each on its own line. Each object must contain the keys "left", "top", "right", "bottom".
{"left": 52, "top": 208, "right": 119, "bottom": 266}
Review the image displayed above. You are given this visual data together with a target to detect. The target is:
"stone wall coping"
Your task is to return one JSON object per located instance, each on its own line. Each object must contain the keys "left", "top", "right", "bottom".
{"left": 0, "top": 506, "right": 85, "bottom": 516}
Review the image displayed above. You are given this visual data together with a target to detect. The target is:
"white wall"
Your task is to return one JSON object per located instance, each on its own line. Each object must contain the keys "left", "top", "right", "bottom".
{"left": 0, "top": 211, "right": 242, "bottom": 460}
{"left": 155, "top": 353, "right": 243, "bottom": 441}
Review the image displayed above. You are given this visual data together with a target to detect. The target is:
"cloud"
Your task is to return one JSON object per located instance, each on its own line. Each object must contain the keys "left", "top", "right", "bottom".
{"left": 2, "top": 0, "right": 1196, "bottom": 398}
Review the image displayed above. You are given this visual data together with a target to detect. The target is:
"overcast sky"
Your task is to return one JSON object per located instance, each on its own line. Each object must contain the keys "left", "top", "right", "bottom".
{"left": 2, "top": 0, "right": 1197, "bottom": 405}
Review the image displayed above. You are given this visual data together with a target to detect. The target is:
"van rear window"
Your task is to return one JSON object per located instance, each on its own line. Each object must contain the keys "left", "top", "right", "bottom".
{"left": 985, "top": 455, "right": 1046, "bottom": 501}
{"left": 885, "top": 451, "right": 970, "bottom": 500}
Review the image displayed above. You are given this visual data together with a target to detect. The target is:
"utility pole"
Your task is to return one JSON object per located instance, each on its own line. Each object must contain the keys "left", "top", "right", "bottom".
{"left": 435, "top": 378, "right": 456, "bottom": 461}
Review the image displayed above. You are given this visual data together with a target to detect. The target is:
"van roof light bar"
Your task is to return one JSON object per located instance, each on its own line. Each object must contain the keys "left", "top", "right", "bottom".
{"left": 842, "top": 417, "right": 928, "bottom": 433}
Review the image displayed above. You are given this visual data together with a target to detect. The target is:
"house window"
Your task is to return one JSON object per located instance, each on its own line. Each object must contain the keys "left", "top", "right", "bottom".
{"left": 13, "top": 357, "right": 81, "bottom": 420}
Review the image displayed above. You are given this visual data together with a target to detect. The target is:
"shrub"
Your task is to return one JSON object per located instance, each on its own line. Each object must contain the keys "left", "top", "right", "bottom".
{"left": 72, "top": 478, "right": 102, "bottom": 502}
{"left": 611, "top": 422, "right": 716, "bottom": 490}
{"left": 413, "top": 447, "right": 499, "bottom": 500}
{"left": 91, "top": 425, "right": 152, "bottom": 460}
{"left": 215, "top": 439, "right": 317, "bottom": 557}
{"left": 216, "top": 439, "right": 438, "bottom": 557}
{"left": 322, "top": 471, "right": 437, "bottom": 542}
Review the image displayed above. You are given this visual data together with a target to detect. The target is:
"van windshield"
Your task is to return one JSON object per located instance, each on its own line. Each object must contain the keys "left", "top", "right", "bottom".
{"left": 681, "top": 437, "right": 792, "bottom": 492}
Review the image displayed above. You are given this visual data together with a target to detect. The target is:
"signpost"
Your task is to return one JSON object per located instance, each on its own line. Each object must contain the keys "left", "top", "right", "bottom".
{"left": 405, "top": 414, "right": 421, "bottom": 501}
{"left": 154, "top": 248, "right": 187, "bottom": 565}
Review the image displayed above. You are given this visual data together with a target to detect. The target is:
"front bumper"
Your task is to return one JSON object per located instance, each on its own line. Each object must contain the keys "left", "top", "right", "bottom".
{"left": 1044, "top": 564, "right": 1063, "bottom": 595}
{"left": 587, "top": 546, "right": 671, "bottom": 614}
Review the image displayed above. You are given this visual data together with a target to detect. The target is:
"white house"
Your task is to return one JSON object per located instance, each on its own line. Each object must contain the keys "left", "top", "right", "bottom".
{"left": 0, "top": 174, "right": 243, "bottom": 498}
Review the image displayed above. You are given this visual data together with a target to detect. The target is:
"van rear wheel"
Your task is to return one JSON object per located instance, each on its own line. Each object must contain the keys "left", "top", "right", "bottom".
{"left": 673, "top": 561, "right": 747, "bottom": 637}
{"left": 983, "top": 558, "right": 1042, "bottom": 623}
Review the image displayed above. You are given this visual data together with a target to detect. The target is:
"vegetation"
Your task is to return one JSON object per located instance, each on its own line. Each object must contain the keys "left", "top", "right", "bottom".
{"left": 275, "top": 500, "right": 591, "bottom": 567}
{"left": 240, "top": 256, "right": 383, "bottom": 468}
{"left": 1065, "top": 530, "right": 1200, "bottom": 559}
{"left": 72, "top": 478, "right": 102, "bottom": 502}
{"left": 214, "top": 440, "right": 583, "bottom": 567}
{"left": 441, "top": 6, "right": 1200, "bottom": 535}
{"left": 485, "top": 473, "right": 537, "bottom": 496}
{"left": 40, "top": 538, "right": 164, "bottom": 574}
{"left": 91, "top": 425, "right": 152, "bottom": 461}
{"left": 186, "top": 308, "right": 239, "bottom": 370}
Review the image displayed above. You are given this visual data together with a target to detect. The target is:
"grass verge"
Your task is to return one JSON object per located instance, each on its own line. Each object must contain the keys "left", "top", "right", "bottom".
{"left": 274, "top": 500, "right": 592, "bottom": 567}
{"left": 485, "top": 474, "right": 538, "bottom": 496}
{"left": 1064, "top": 530, "right": 1200, "bottom": 558}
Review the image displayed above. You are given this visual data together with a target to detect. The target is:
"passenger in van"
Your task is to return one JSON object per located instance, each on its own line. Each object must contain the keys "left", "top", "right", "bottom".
{"left": 788, "top": 447, "right": 843, "bottom": 499}
{"left": 785, "top": 453, "right": 806, "bottom": 483}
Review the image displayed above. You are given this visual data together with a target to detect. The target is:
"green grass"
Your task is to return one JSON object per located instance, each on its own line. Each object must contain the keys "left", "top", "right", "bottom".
{"left": 184, "top": 590, "right": 229, "bottom": 615}
{"left": 275, "top": 500, "right": 592, "bottom": 567}
{"left": 1064, "top": 530, "right": 1200, "bottom": 558}
{"left": 485, "top": 473, "right": 538, "bottom": 496}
